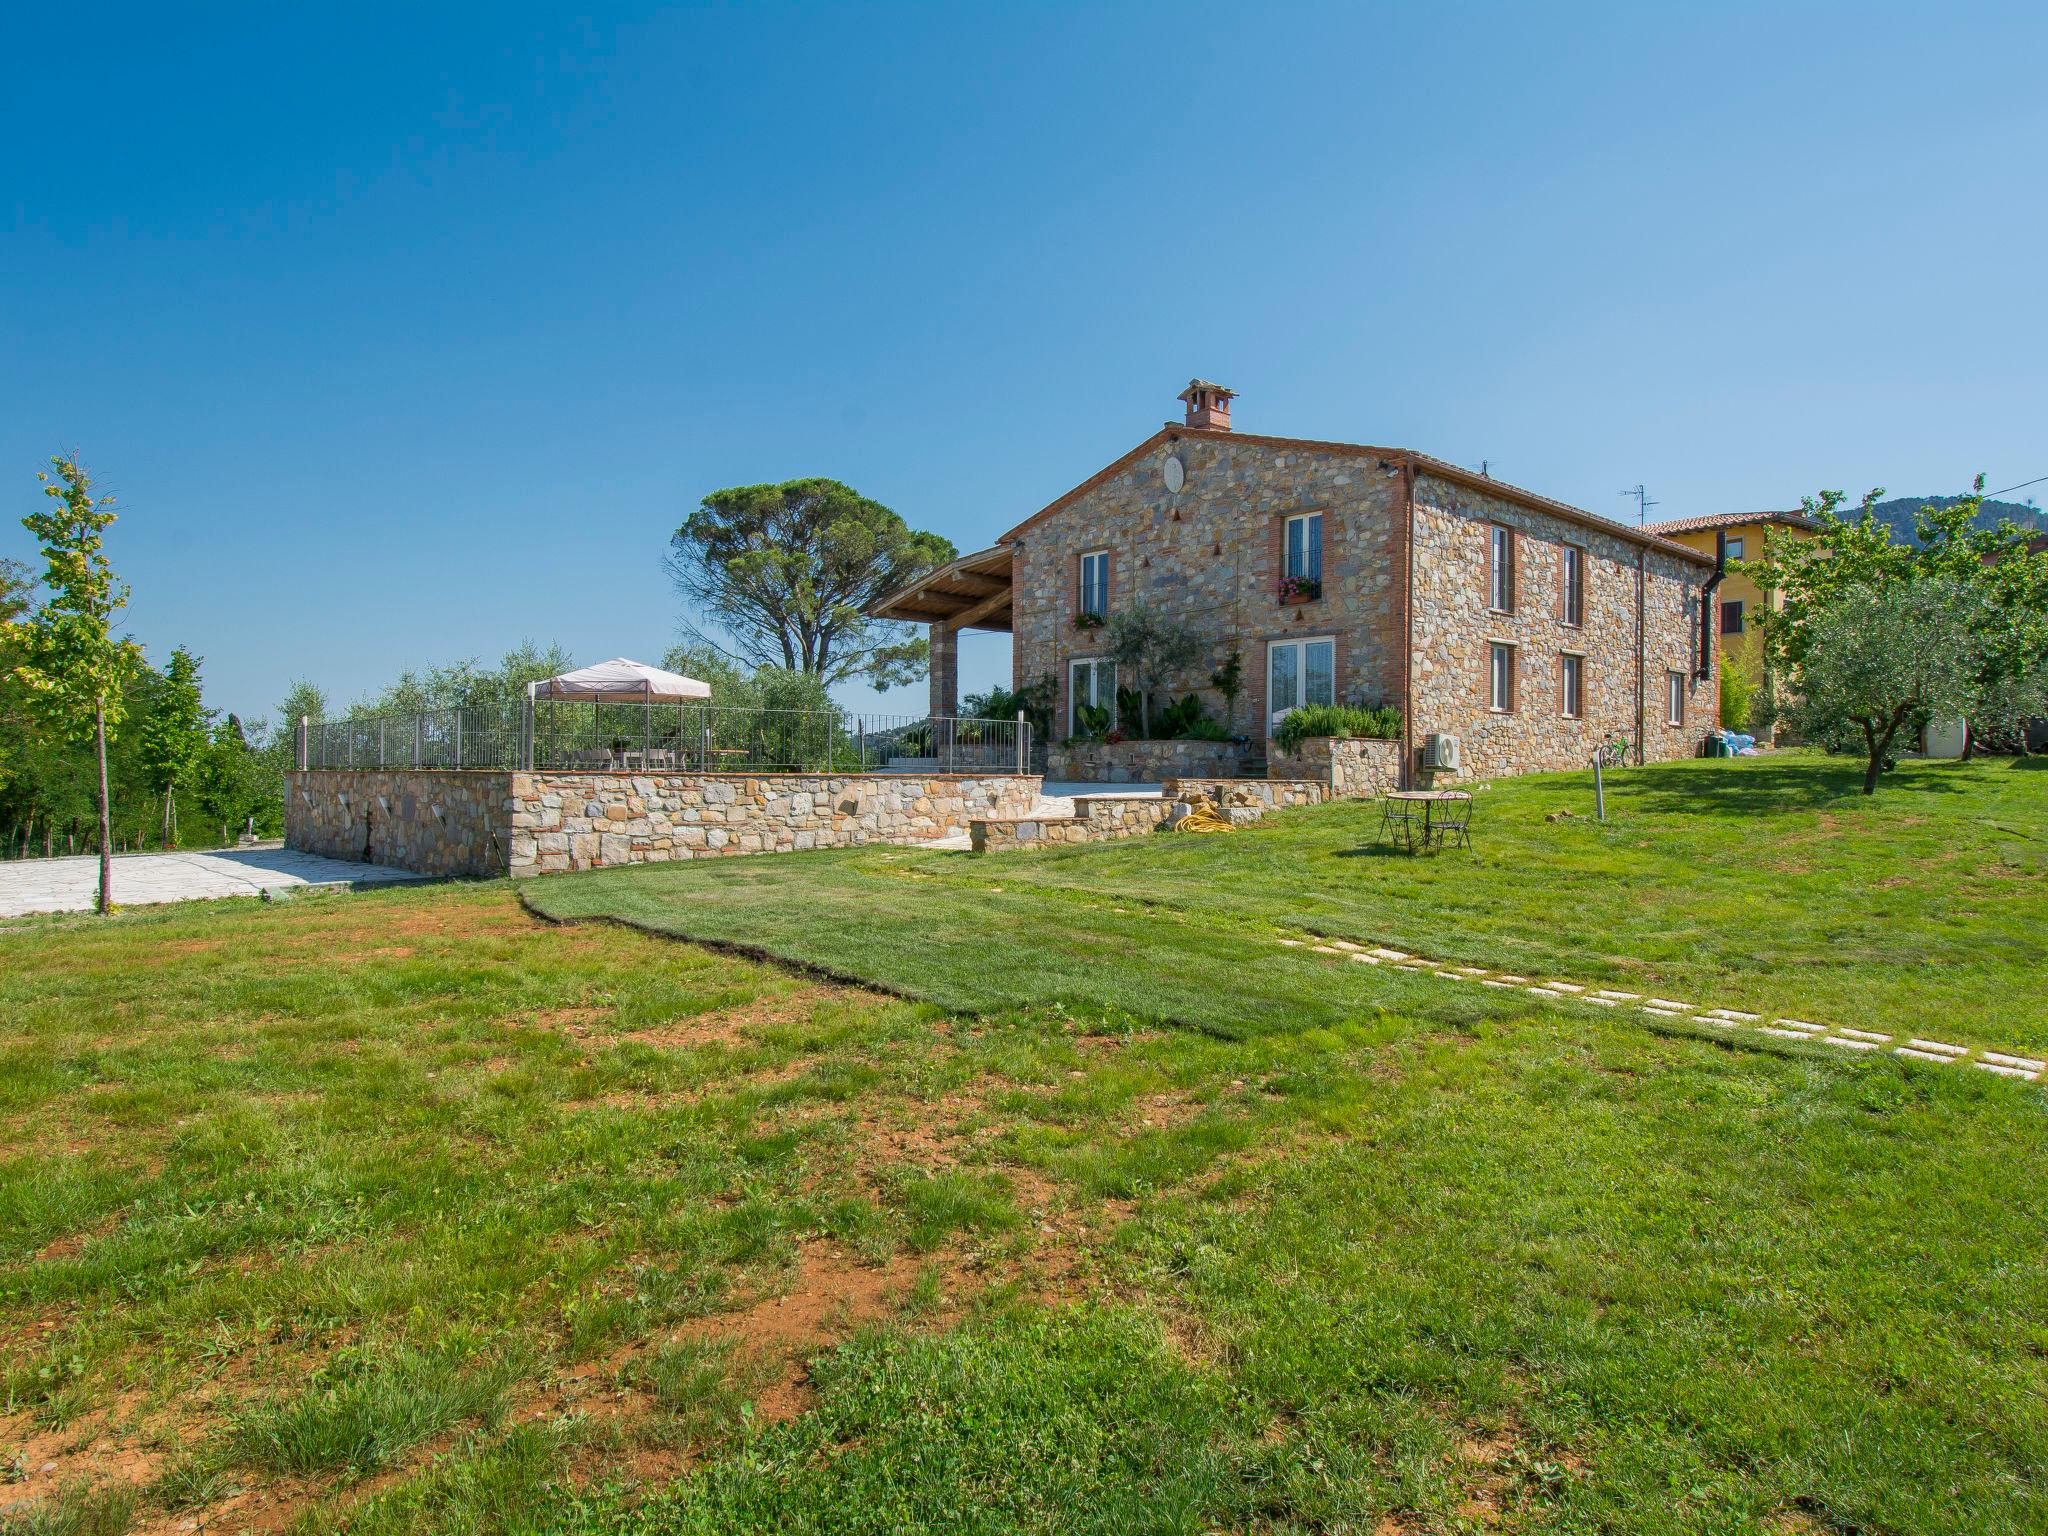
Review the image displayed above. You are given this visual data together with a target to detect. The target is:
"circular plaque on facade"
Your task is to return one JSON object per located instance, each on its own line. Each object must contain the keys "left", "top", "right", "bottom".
{"left": 1163, "top": 453, "right": 1185, "bottom": 493}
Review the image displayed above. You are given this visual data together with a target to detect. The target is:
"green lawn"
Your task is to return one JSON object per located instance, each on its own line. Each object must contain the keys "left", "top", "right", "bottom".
{"left": 3, "top": 753, "right": 2046, "bottom": 1535}
{"left": 530, "top": 750, "right": 2048, "bottom": 1054}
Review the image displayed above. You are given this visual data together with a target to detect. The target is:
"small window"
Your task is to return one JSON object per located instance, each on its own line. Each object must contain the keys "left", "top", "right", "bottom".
{"left": 1560, "top": 545, "right": 1585, "bottom": 626}
{"left": 1561, "top": 654, "right": 1583, "bottom": 719}
{"left": 1069, "top": 657, "right": 1114, "bottom": 734}
{"left": 1725, "top": 536, "right": 1746, "bottom": 561}
{"left": 1079, "top": 550, "right": 1109, "bottom": 618}
{"left": 1720, "top": 599, "right": 1744, "bottom": 635}
{"left": 1489, "top": 525, "right": 1516, "bottom": 612}
{"left": 1489, "top": 643, "right": 1517, "bottom": 712}
{"left": 1284, "top": 512, "right": 1323, "bottom": 584}
{"left": 1667, "top": 671, "right": 1686, "bottom": 727}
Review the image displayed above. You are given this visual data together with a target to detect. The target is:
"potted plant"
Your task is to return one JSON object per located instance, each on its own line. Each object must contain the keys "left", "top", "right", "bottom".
{"left": 1072, "top": 611, "right": 1105, "bottom": 633}
{"left": 1277, "top": 575, "right": 1322, "bottom": 604}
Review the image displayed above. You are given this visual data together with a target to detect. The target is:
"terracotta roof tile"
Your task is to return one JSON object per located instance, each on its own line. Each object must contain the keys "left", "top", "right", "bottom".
{"left": 1645, "top": 510, "right": 1817, "bottom": 536}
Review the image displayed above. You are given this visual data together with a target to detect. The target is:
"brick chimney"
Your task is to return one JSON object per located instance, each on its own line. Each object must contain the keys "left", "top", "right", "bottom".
{"left": 1178, "top": 378, "right": 1234, "bottom": 431}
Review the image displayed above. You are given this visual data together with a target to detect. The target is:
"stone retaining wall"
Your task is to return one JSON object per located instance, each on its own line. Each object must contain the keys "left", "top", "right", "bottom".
{"left": 508, "top": 771, "right": 1040, "bottom": 875}
{"left": 1264, "top": 737, "right": 1403, "bottom": 798}
{"left": 1160, "top": 776, "right": 1329, "bottom": 809}
{"left": 286, "top": 771, "right": 513, "bottom": 877}
{"left": 288, "top": 769, "right": 1041, "bottom": 878}
{"left": 970, "top": 777, "right": 1332, "bottom": 853}
{"left": 970, "top": 794, "right": 1178, "bottom": 852}
{"left": 1044, "top": 738, "right": 1248, "bottom": 783}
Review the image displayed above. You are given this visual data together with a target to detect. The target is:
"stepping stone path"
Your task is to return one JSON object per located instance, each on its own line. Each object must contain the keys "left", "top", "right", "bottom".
{"left": 1273, "top": 936, "right": 2043, "bottom": 1084}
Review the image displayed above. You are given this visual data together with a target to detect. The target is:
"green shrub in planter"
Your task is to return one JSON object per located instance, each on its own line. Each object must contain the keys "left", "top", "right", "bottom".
{"left": 1272, "top": 703, "right": 1404, "bottom": 755}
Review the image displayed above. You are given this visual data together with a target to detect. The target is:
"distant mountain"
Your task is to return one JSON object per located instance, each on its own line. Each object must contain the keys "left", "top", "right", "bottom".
{"left": 1859, "top": 495, "right": 2048, "bottom": 544}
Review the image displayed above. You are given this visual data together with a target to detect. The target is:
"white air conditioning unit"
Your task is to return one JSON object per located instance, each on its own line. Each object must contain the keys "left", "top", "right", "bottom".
{"left": 1424, "top": 732, "right": 1461, "bottom": 771}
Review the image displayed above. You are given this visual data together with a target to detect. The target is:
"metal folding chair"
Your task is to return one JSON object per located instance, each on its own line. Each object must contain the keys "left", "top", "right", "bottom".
{"left": 1378, "top": 795, "right": 1419, "bottom": 851}
{"left": 1431, "top": 792, "right": 1473, "bottom": 851}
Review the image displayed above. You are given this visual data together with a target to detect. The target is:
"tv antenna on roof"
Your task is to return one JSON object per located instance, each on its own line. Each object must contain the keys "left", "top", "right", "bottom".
{"left": 1620, "top": 484, "right": 1658, "bottom": 528}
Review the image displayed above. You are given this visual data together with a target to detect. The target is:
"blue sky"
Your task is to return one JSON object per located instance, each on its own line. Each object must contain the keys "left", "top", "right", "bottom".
{"left": 5, "top": 2, "right": 2043, "bottom": 724}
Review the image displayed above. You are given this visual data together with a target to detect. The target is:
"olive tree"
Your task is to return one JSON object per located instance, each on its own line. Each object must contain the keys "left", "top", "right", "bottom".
{"left": 1103, "top": 600, "right": 1206, "bottom": 738}
{"left": 1786, "top": 579, "right": 1986, "bottom": 793}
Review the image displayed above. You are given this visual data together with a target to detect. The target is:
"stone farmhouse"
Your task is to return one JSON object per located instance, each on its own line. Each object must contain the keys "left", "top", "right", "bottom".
{"left": 873, "top": 381, "right": 1723, "bottom": 785}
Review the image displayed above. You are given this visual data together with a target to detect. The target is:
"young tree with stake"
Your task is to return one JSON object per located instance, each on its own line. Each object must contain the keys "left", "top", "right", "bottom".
{"left": 5, "top": 458, "right": 144, "bottom": 911}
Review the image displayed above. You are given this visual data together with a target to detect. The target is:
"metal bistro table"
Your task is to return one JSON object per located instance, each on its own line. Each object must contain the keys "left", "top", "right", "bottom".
{"left": 1378, "top": 789, "right": 1473, "bottom": 852}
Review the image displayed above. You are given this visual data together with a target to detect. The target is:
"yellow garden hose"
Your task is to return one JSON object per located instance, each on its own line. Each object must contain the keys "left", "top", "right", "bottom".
{"left": 1174, "top": 792, "right": 1236, "bottom": 834}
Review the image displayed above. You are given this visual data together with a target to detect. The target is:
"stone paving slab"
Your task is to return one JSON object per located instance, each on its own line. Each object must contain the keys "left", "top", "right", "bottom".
{"left": 0, "top": 845, "right": 425, "bottom": 918}
{"left": 1275, "top": 933, "right": 2042, "bottom": 1085}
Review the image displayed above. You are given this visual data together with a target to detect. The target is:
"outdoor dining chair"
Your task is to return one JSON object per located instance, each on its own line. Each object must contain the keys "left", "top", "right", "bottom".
{"left": 1430, "top": 792, "right": 1474, "bottom": 851}
{"left": 1377, "top": 794, "right": 1420, "bottom": 851}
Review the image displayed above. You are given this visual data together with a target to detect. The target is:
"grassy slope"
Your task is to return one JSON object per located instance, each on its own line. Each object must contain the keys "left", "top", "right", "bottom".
{"left": 2, "top": 756, "right": 2045, "bottom": 1534}
{"left": 529, "top": 751, "right": 2048, "bottom": 1053}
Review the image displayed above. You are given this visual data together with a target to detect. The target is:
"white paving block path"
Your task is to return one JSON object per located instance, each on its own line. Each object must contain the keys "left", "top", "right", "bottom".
{"left": 1278, "top": 932, "right": 2042, "bottom": 1084}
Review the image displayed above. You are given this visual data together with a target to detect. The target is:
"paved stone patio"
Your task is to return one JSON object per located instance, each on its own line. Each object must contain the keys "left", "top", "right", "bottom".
{"left": 0, "top": 845, "right": 425, "bottom": 919}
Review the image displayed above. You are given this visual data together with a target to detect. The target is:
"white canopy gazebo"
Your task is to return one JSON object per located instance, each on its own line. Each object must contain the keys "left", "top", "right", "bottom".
{"left": 531, "top": 658, "right": 712, "bottom": 702}
{"left": 525, "top": 658, "right": 713, "bottom": 770}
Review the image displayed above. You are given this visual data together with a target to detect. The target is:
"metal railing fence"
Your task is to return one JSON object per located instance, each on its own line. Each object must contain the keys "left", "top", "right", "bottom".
{"left": 299, "top": 702, "right": 1033, "bottom": 777}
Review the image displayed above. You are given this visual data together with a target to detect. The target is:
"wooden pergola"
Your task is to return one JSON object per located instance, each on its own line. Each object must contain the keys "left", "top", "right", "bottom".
{"left": 869, "top": 545, "right": 1015, "bottom": 717}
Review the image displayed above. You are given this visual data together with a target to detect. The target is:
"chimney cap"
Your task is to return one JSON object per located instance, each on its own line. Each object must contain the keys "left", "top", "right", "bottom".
{"left": 1178, "top": 378, "right": 1235, "bottom": 431}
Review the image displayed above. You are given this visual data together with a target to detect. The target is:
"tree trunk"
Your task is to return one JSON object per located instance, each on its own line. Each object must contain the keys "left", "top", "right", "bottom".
{"left": 162, "top": 785, "right": 174, "bottom": 850}
{"left": 1863, "top": 707, "right": 1910, "bottom": 795}
{"left": 95, "top": 696, "right": 113, "bottom": 914}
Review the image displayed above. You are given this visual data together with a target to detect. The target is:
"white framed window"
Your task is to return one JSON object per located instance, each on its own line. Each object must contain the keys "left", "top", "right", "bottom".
{"left": 1489, "top": 524, "right": 1516, "bottom": 612}
{"left": 1560, "top": 544, "right": 1585, "bottom": 626}
{"left": 1667, "top": 671, "right": 1686, "bottom": 727}
{"left": 1560, "top": 653, "right": 1583, "bottom": 719}
{"left": 1489, "top": 642, "right": 1517, "bottom": 712}
{"left": 1079, "top": 550, "right": 1109, "bottom": 618}
{"left": 1266, "top": 636, "right": 1335, "bottom": 726}
{"left": 1070, "top": 657, "right": 1114, "bottom": 734}
{"left": 1284, "top": 512, "right": 1323, "bottom": 583}
{"left": 1725, "top": 536, "right": 1746, "bottom": 561}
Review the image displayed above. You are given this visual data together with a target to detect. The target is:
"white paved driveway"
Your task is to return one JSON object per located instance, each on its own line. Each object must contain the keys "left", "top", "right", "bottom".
{"left": 0, "top": 845, "right": 425, "bottom": 918}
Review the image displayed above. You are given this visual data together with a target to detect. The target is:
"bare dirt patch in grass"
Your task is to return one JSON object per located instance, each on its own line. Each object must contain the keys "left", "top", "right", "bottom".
{"left": 682, "top": 1240, "right": 927, "bottom": 1423}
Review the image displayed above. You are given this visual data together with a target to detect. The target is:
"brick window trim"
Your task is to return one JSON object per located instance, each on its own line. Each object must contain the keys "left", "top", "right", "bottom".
{"left": 1485, "top": 638, "right": 1520, "bottom": 714}
{"left": 1073, "top": 548, "right": 1113, "bottom": 623}
{"left": 1264, "top": 633, "right": 1343, "bottom": 721}
{"left": 1274, "top": 509, "right": 1329, "bottom": 604}
{"left": 1558, "top": 543, "right": 1587, "bottom": 628}
{"left": 1559, "top": 650, "right": 1587, "bottom": 719}
{"left": 1485, "top": 522, "right": 1518, "bottom": 615}
{"left": 1066, "top": 655, "right": 1116, "bottom": 734}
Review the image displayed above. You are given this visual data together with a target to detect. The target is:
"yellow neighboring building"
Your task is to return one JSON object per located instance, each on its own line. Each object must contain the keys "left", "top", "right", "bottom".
{"left": 1645, "top": 510, "right": 1817, "bottom": 737}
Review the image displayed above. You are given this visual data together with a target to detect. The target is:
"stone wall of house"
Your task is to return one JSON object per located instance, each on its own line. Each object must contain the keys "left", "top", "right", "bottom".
{"left": 1011, "top": 433, "right": 1407, "bottom": 743}
{"left": 1407, "top": 472, "right": 1715, "bottom": 781}
{"left": 1046, "top": 737, "right": 1248, "bottom": 783}
{"left": 286, "top": 771, "right": 513, "bottom": 877}
{"left": 507, "top": 771, "right": 1042, "bottom": 875}
{"left": 1265, "top": 737, "right": 1404, "bottom": 798}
